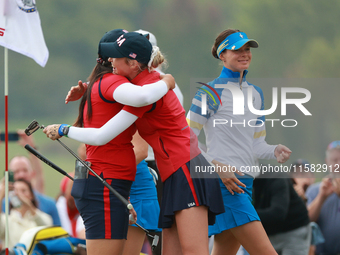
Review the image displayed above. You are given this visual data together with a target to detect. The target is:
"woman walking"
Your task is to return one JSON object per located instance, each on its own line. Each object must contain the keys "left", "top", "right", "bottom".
{"left": 186, "top": 29, "right": 291, "bottom": 255}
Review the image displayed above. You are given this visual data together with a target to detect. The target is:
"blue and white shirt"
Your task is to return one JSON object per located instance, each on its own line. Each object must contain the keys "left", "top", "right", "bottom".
{"left": 187, "top": 67, "right": 276, "bottom": 178}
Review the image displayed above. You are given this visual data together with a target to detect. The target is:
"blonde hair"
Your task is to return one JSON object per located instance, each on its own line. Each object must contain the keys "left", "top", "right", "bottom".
{"left": 128, "top": 47, "right": 167, "bottom": 72}
{"left": 151, "top": 50, "right": 165, "bottom": 67}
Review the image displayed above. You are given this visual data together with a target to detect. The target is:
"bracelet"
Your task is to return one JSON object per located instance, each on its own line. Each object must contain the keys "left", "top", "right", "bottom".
{"left": 63, "top": 125, "right": 71, "bottom": 137}
{"left": 58, "top": 124, "right": 71, "bottom": 137}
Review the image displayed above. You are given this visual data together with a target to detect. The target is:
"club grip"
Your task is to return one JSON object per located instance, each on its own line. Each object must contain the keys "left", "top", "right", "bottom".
{"left": 24, "top": 144, "right": 73, "bottom": 180}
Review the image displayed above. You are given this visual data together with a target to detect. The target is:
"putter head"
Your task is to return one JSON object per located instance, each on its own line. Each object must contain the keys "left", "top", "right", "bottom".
{"left": 151, "top": 234, "right": 159, "bottom": 251}
{"left": 25, "top": 120, "right": 43, "bottom": 136}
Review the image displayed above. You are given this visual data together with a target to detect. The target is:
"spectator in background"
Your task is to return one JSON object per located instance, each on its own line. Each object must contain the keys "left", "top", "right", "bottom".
{"left": 306, "top": 140, "right": 340, "bottom": 255}
{"left": 4, "top": 156, "right": 61, "bottom": 226}
{"left": 0, "top": 179, "right": 53, "bottom": 248}
{"left": 1, "top": 131, "right": 61, "bottom": 226}
{"left": 253, "top": 170, "right": 311, "bottom": 255}
{"left": 16, "top": 130, "right": 46, "bottom": 194}
{"left": 0, "top": 130, "right": 45, "bottom": 193}
{"left": 56, "top": 173, "right": 80, "bottom": 237}
{"left": 290, "top": 159, "right": 320, "bottom": 254}
{"left": 290, "top": 159, "right": 315, "bottom": 202}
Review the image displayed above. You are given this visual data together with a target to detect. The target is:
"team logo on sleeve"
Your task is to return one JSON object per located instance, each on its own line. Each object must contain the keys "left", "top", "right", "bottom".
{"left": 16, "top": 0, "right": 37, "bottom": 13}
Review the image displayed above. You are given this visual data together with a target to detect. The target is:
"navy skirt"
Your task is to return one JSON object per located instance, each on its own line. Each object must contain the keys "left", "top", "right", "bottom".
{"left": 159, "top": 154, "right": 225, "bottom": 228}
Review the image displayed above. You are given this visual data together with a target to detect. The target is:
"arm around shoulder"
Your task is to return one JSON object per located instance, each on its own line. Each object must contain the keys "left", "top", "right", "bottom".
{"left": 113, "top": 80, "right": 169, "bottom": 107}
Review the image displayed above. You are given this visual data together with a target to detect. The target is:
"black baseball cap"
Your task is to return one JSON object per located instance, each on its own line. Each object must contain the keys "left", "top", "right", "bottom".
{"left": 99, "top": 32, "right": 152, "bottom": 64}
{"left": 98, "top": 29, "right": 128, "bottom": 60}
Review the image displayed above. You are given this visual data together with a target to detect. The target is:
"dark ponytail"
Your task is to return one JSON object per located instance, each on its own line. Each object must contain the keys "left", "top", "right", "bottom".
{"left": 73, "top": 59, "right": 112, "bottom": 127}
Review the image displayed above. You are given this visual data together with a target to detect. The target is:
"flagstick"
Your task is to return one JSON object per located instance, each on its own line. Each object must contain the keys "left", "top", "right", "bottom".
{"left": 4, "top": 47, "right": 10, "bottom": 254}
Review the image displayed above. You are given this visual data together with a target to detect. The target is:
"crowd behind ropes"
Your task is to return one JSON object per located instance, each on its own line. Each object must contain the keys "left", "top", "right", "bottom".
{"left": 0, "top": 29, "right": 339, "bottom": 255}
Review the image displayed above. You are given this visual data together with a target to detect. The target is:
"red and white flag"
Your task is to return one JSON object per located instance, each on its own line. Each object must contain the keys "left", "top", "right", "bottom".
{"left": 0, "top": 0, "right": 48, "bottom": 67}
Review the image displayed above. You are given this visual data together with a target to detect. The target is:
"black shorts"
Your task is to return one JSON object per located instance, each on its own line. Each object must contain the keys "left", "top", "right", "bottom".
{"left": 72, "top": 174, "right": 132, "bottom": 239}
{"left": 159, "top": 154, "right": 224, "bottom": 228}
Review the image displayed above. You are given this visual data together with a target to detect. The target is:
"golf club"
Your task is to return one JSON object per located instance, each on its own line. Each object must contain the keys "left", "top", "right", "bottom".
{"left": 25, "top": 120, "right": 133, "bottom": 210}
{"left": 25, "top": 144, "right": 74, "bottom": 181}
{"left": 129, "top": 215, "right": 159, "bottom": 250}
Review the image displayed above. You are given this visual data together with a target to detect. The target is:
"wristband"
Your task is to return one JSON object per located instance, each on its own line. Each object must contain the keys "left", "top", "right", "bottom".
{"left": 58, "top": 124, "right": 71, "bottom": 137}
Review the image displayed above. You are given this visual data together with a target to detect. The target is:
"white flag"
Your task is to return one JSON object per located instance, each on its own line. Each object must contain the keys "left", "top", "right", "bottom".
{"left": 0, "top": 0, "right": 48, "bottom": 67}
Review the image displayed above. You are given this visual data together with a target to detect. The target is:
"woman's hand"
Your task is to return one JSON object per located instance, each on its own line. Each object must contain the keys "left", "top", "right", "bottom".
{"left": 16, "top": 188, "right": 37, "bottom": 215}
{"left": 43, "top": 124, "right": 62, "bottom": 140}
{"left": 129, "top": 207, "right": 137, "bottom": 224}
{"left": 212, "top": 160, "right": 246, "bottom": 195}
{"left": 17, "top": 129, "right": 35, "bottom": 148}
{"left": 160, "top": 74, "right": 175, "bottom": 90}
{"left": 319, "top": 178, "right": 334, "bottom": 199}
{"left": 15, "top": 189, "right": 32, "bottom": 207}
{"left": 274, "top": 144, "right": 292, "bottom": 163}
{"left": 65, "top": 80, "right": 88, "bottom": 104}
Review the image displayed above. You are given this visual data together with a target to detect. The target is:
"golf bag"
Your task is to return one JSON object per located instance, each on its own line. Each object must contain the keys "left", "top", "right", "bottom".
{"left": 1, "top": 226, "right": 86, "bottom": 255}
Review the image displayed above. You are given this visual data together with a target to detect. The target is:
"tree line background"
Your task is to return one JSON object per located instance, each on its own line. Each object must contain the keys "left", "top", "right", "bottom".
{"left": 1, "top": 0, "right": 340, "bottom": 197}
